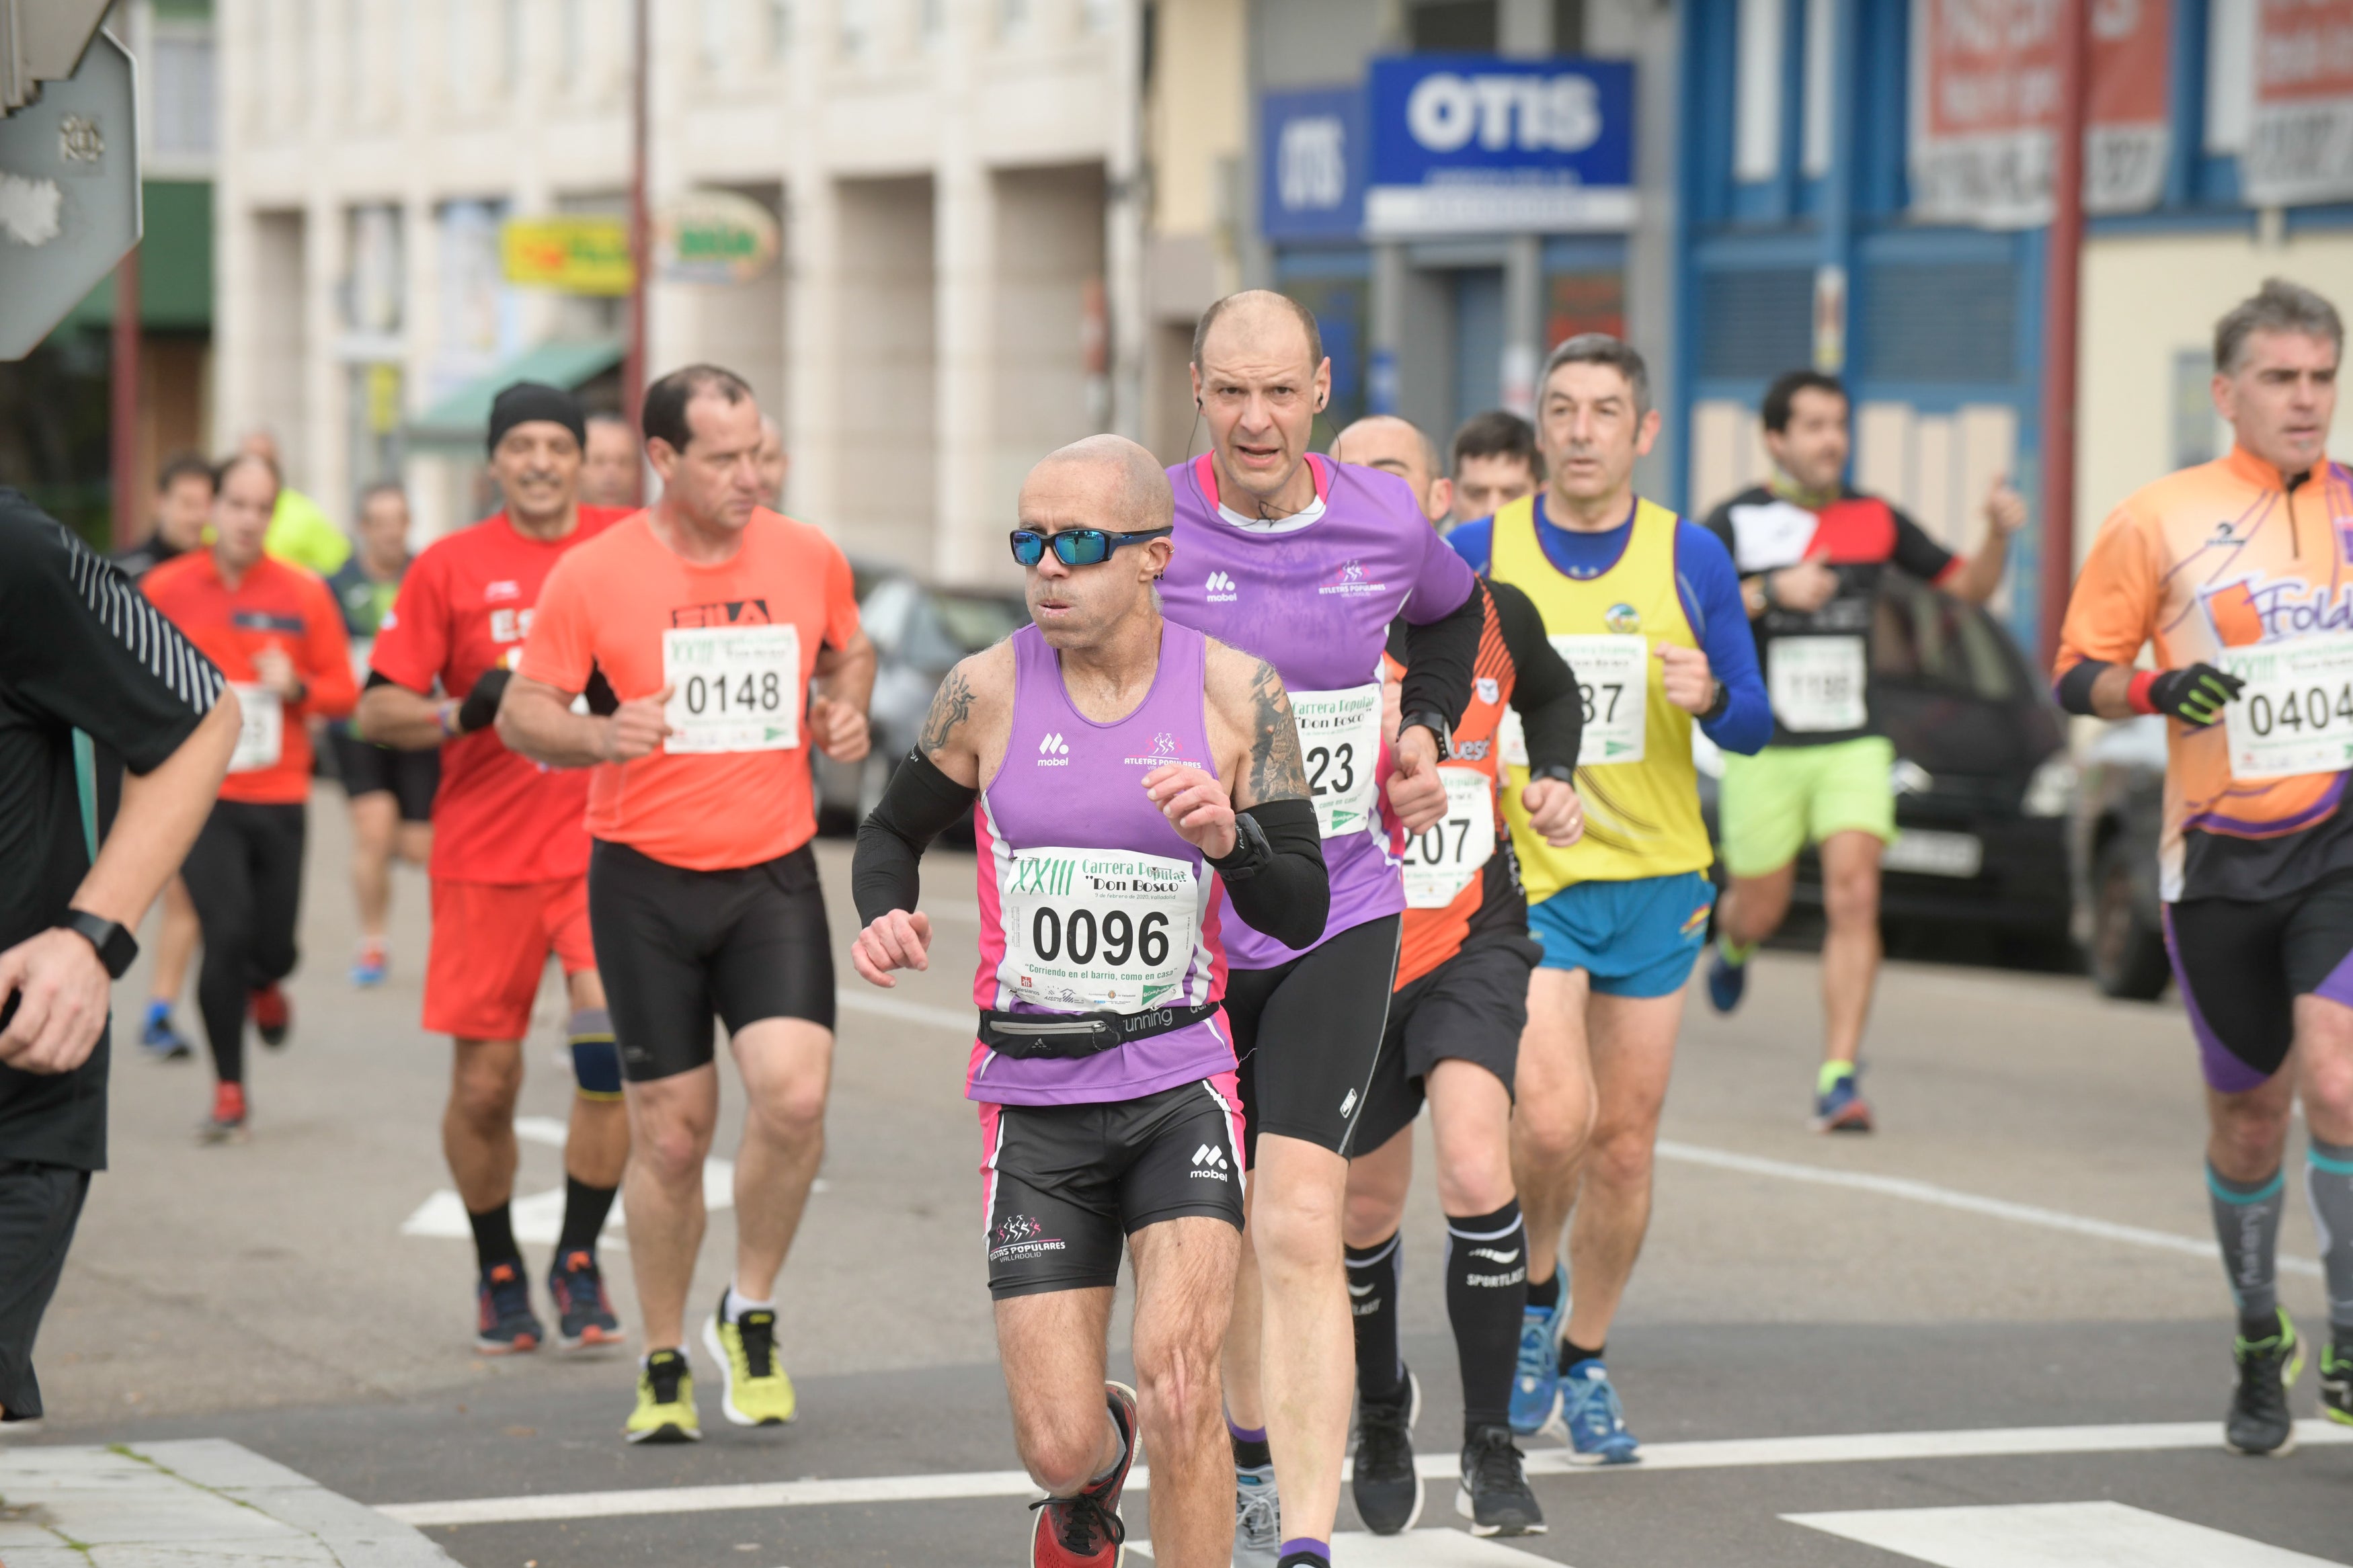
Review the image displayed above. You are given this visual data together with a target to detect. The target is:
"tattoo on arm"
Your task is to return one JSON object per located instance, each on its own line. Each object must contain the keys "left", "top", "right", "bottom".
{"left": 1245, "top": 660, "right": 1309, "bottom": 802}
{"left": 920, "top": 667, "right": 975, "bottom": 759}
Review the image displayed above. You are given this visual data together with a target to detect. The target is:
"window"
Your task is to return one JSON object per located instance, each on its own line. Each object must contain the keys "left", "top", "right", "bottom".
{"left": 151, "top": 30, "right": 216, "bottom": 159}
{"left": 1800, "top": 0, "right": 1833, "bottom": 177}
{"left": 1733, "top": 0, "right": 1785, "bottom": 182}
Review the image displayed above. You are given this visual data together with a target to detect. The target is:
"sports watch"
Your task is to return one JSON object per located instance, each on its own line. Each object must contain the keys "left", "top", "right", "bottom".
{"left": 59, "top": 910, "right": 138, "bottom": 980}
{"left": 1399, "top": 709, "right": 1453, "bottom": 762}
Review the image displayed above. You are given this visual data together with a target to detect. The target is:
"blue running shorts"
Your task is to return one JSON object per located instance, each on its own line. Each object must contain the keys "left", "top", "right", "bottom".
{"left": 1526, "top": 871, "right": 1716, "bottom": 997}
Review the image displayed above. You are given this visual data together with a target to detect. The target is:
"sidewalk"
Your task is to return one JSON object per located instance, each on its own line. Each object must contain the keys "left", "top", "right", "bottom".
{"left": 0, "top": 1438, "right": 452, "bottom": 1565}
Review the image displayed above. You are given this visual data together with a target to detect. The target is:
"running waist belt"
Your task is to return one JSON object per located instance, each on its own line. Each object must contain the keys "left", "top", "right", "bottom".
{"left": 978, "top": 999, "right": 1224, "bottom": 1060}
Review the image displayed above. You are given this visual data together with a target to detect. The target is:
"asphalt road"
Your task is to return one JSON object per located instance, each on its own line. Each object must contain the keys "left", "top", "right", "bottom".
{"left": 12, "top": 796, "right": 2350, "bottom": 1567}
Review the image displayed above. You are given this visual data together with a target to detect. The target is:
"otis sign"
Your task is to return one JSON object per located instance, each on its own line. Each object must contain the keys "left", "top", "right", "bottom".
{"left": 1365, "top": 55, "right": 1636, "bottom": 237}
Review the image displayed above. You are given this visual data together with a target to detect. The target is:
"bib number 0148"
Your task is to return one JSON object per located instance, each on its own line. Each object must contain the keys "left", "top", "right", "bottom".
{"left": 662, "top": 624, "right": 801, "bottom": 754}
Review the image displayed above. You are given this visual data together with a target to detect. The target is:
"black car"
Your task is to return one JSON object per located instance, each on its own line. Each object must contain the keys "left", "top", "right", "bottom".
{"left": 815, "top": 567, "right": 1029, "bottom": 837}
{"left": 1698, "top": 573, "right": 2077, "bottom": 950}
{"left": 2068, "top": 714, "right": 2170, "bottom": 999}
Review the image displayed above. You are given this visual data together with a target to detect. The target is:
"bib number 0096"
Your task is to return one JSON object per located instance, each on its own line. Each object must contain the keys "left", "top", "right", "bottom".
{"left": 996, "top": 847, "right": 1199, "bottom": 1014}
{"left": 1026, "top": 907, "right": 1172, "bottom": 968}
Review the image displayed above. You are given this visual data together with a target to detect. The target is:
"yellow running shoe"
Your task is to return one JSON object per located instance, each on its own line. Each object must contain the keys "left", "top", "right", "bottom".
{"left": 624, "top": 1348, "right": 701, "bottom": 1444}
{"left": 701, "top": 1291, "right": 797, "bottom": 1427}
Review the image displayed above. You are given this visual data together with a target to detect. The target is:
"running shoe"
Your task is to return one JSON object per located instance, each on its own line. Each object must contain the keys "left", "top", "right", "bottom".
{"left": 1456, "top": 1422, "right": 1545, "bottom": 1537}
{"left": 139, "top": 1001, "right": 192, "bottom": 1061}
{"left": 1232, "top": 1459, "right": 1280, "bottom": 1567}
{"left": 250, "top": 984, "right": 290, "bottom": 1048}
{"left": 350, "top": 938, "right": 388, "bottom": 988}
{"left": 1812, "top": 1065, "right": 1873, "bottom": 1133}
{"left": 474, "top": 1260, "right": 543, "bottom": 1355}
{"left": 2225, "top": 1310, "right": 2303, "bottom": 1456}
{"left": 198, "top": 1082, "right": 247, "bottom": 1145}
{"left": 1558, "top": 1357, "right": 1640, "bottom": 1464}
{"left": 2321, "top": 1341, "right": 2352, "bottom": 1428}
{"left": 1509, "top": 1282, "right": 1567, "bottom": 1436}
{"left": 625, "top": 1348, "right": 701, "bottom": 1444}
{"left": 1028, "top": 1382, "right": 1135, "bottom": 1567}
{"left": 547, "top": 1249, "right": 625, "bottom": 1351}
{"left": 701, "top": 1290, "right": 797, "bottom": 1426}
{"left": 1351, "top": 1369, "right": 1421, "bottom": 1535}
{"left": 1705, "top": 946, "right": 1749, "bottom": 1014}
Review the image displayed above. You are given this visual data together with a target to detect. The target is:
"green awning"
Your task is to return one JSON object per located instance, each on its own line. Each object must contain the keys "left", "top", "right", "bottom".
{"left": 405, "top": 337, "right": 623, "bottom": 450}
{"left": 61, "top": 180, "right": 213, "bottom": 332}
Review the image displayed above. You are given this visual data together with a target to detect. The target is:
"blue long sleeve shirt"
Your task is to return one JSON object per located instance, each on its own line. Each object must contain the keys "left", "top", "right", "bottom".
{"left": 1449, "top": 497, "right": 1773, "bottom": 756}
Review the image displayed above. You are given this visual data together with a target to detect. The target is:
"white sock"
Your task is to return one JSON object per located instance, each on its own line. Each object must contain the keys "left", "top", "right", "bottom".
{"left": 723, "top": 1284, "right": 776, "bottom": 1324}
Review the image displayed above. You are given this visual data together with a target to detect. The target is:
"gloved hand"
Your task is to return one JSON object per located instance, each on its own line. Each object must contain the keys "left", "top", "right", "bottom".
{"left": 455, "top": 667, "right": 513, "bottom": 735}
{"left": 2138, "top": 663, "right": 2245, "bottom": 727}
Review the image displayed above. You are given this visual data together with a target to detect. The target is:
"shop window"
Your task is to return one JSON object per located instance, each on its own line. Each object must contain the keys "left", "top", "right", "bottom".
{"left": 1859, "top": 263, "right": 2016, "bottom": 385}
{"left": 1697, "top": 267, "right": 1811, "bottom": 380}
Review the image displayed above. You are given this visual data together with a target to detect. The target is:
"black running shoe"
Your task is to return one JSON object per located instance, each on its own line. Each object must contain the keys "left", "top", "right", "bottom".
{"left": 2225, "top": 1310, "right": 2303, "bottom": 1456}
{"left": 1351, "top": 1369, "right": 1422, "bottom": 1535}
{"left": 548, "top": 1249, "right": 625, "bottom": 1351}
{"left": 1456, "top": 1423, "right": 1545, "bottom": 1537}
{"left": 2321, "top": 1340, "right": 2351, "bottom": 1429}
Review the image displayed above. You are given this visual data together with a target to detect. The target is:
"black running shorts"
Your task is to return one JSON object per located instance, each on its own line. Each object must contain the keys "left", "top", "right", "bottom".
{"left": 1226, "top": 914, "right": 1402, "bottom": 1167}
{"left": 329, "top": 730, "right": 440, "bottom": 823}
{"left": 2167, "top": 869, "right": 2353, "bottom": 1094}
{"left": 980, "top": 1077, "right": 1246, "bottom": 1299}
{"left": 1352, "top": 930, "right": 1540, "bottom": 1157}
{"left": 588, "top": 839, "right": 836, "bottom": 1083}
{"left": 0, "top": 1160, "right": 91, "bottom": 1422}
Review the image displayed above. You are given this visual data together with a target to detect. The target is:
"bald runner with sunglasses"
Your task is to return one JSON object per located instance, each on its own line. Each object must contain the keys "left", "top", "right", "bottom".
{"left": 851, "top": 436, "right": 1328, "bottom": 1568}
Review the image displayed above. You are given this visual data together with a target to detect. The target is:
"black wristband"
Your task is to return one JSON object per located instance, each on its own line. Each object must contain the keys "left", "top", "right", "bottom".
{"left": 1205, "top": 810, "right": 1273, "bottom": 880}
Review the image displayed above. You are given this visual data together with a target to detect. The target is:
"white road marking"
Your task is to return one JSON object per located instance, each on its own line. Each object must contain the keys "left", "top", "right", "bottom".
{"left": 374, "top": 1417, "right": 2353, "bottom": 1528}
{"left": 1131, "top": 1530, "right": 1554, "bottom": 1563}
{"left": 1784, "top": 1500, "right": 2346, "bottom": 1567}
{"left": 1656, "top": 1140, "right": 2326, "bottom": 1278}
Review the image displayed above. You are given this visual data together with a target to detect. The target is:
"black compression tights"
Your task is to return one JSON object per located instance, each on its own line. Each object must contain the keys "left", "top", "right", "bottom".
{"left": 181, "top": 800, "right": 307, "bottom": 1087}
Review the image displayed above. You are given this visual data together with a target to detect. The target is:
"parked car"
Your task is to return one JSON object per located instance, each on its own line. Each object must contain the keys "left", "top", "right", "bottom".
{"left": 815, "top": 568, "right": 1029, "bottom": 838}
{"left": 2068, "top": 714, "right": 2170, "bottom": 999}
{"left": 1697, "top": 573, "right": 2077, "bottom": 951}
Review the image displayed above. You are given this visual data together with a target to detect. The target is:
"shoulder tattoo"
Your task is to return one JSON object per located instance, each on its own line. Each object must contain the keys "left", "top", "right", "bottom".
{"left": 1245, "top": 659, "right": 1309, "bottom": 801}
{"left": 920, "top": 666, "right": 975, "bottom": 759}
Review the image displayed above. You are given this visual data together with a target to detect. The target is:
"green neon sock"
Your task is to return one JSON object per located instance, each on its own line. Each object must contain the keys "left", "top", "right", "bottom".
{"left": 1816, "top": 1059, "right": 1856, "bottom": 1098}
{"left": 1717, "top": 934, "right": 1756, "bottom": 965}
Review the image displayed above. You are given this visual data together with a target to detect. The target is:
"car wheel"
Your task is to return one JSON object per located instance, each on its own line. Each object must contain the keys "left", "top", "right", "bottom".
{"left": 2090, "top": 836, "right": 2169, "bottom": 1000}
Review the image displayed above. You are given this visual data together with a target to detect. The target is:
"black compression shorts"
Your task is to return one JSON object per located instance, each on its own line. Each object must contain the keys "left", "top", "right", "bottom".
{"left": 2167, "top": 870, "right": 2353, "bottom": 1094}
{"left": 1352, "top": 930, "right": 1540, "bottom": 1157}
{"left": 1226, "top": 914, "right": 1402, "bottom": 1167}
{"left": 588, "top": 839, "right": 836, "bottom": 1083}
{"left": 329, "top": 731, "right": 440, "bottom": 823}
{"left": 979, "top": 1077, "right": 1246, "bottom": 1299}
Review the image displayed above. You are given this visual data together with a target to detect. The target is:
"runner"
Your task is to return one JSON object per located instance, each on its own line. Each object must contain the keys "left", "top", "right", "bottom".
{"left": 358, "top": 383, "right": 636, "bottom": 1354}
{"left": 850, "top": 434, "right": 1328, "bottom": 1568}
{"left": 1159, "top": 290, "right": 1484, "bottom": 1568}
{"left": 1700, "top": 369, "right": 2025, "bottom": 1132}
{"left": 1326, "top": 415, "right": 1585, "bottom": 1538}
{"left": 114, "top": 453, "right": 216, "bottom": 1061}
{"left": 1447, "top": 411, "right": 1542, "bottom": 531}
{"left": 2052, "top": 278, "right": 2353, "bottom": 1450}
{"left": 1447, "top": 334, "right": 1769, "bottom": 1462}
{"left": 237, "top": 430, "right": 352, "bottom": 577}
{"left": 582, "top": 412, "right": 640, "bottom": 509}
{"left": 328, "top": 482, "right": 436, "bottom": 989}
{"left": 141, "top": 452, "right": 358, "bottom": 1141}
{"left": 500, "top": 364, "right": 876, "bottom": 1442}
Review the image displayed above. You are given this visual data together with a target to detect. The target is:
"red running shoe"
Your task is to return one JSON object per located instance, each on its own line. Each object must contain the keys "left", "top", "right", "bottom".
{"left": 249, "top": 984, "right": 290, "bottom": 1048}
{"left": 1029, "top": 1382, "right": 1135, "bottom": 1567}
{"left": 199, "top": 1082, "right": 247, "bottom": 1145}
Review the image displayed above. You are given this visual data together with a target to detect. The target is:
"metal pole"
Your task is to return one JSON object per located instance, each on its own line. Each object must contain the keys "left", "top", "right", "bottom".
{"left": 109, "top": 245, "right": 140, "bottom": 550}
{"left": 2037, "top": 0, "right": 2088, "bottom": 667}
{"left": 623, "top": 0, "right": 649, "bottom": 504}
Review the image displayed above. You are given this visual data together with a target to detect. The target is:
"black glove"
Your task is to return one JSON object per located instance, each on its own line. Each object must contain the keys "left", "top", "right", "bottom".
{"left": 455, "top": 667, "right": 513, "bottom": 735}
{"left": 2143, "top": 663, "right": 2244, "bottom": 727}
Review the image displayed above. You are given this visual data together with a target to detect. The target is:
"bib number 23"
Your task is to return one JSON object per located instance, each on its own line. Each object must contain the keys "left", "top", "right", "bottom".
{"left": 1289, "top": 684, "right": 1384, "bottom": 837}
{"left": 663, "top": 624, "right": 801, "bottom": 754}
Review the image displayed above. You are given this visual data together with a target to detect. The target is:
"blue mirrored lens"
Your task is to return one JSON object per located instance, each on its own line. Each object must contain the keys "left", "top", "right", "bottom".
{"left": 1053, "top": 531, "right": 1113, "bottom": 566}
{"left": 1008, "top": 531, "right": 1046, "bottom": 565}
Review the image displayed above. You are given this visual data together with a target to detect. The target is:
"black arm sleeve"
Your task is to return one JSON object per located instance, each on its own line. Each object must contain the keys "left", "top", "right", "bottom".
{"left": 2055, "top": 659, "right": 2112, "bottom": 716}
{"left": 1397, "top": 579, "right": 1483, "bottom": 727}
{"left": 851, "top": 750, "right": 980, "bottom": 926}
{"left": 1488, "top": 579, "right": 1581, "bottom": 774}
{"left": 1210, "top": 797, "right": 1328, "bottom": 950}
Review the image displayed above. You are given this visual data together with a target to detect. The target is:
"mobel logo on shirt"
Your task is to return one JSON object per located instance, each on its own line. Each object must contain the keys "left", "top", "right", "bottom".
{"left": 670, "top": 599, "right": 774, "bottom": 628}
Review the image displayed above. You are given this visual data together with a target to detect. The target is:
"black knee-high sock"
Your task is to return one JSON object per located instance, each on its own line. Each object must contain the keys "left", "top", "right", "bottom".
{"left": 1445, "top": 1199, "right": 1527, "bottom": 1434}
{"left": 468, "top": 1202, "right": 520, "bottom": 1276}
{"left": 556, "top": 1176, "right": 619, "bottom": 1258}
{"left": 1346, "top": 1231, "right": 1405, "bottom": 1402}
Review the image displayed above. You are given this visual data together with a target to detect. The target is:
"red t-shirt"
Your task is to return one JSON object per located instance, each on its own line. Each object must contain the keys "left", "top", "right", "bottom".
{"left": 370, "top": 506, "right": 634, "bottom": 884}
{"left": 519, "top": 509, "right": 861, "bottom": 871}
{"left": 141, "top": 552, "right": 357, "bottom": 805}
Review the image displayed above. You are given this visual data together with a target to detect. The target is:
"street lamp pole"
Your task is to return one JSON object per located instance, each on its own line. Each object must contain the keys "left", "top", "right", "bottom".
{"left": 624, "top": 0, "right": 649, "bottom": 503}
{"left": 2037, "top": 0, "right": 2089, "bottom": 666}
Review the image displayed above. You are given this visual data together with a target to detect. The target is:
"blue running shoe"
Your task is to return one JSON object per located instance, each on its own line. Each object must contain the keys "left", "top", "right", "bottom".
{"left": 1705, "top": 946, "right": 1748, "bottom": 1014}
{"left": 139, "top": 1001, "right": 192, "bottom": 1061}
{"left": 350, "top": 938, "right": 388, "bottom": 988}
{"left": 1558, "top": 1358, "right": 1639, "bottom": 1464}
{"left": 1509, "top": 1286, "right": 1566, "bottom": 1436}
{"left": 1812, "top": 1065, "right": 1874, "bottom": 1134}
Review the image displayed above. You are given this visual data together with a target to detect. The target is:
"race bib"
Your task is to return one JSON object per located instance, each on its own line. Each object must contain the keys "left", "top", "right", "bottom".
{"left": 228, "top": 684, "right": 282, "bottom": 774}
{"left": 1400, "top": 766, "right": 1497, "bottom": 909}
{"left": 1768, "top": 635, "right": 1868, "bottom": 733}
{"left": 998, "top": 848, "right": 1198, "bottom": 1013}
{"left": 1290, "top": 684, "right": 1384, "bottom": 837}
{"left": 1497, "top": 706, "right": 1529, "bottom": 768}
{"left": 1554, "top": 634, "right": 1647, "bottom": 765}
{"left": 662, "top": 624, "right": 801, "bottom": 754}
{"left": 2220, "top": 636, "right": 2353, "bottom": 781}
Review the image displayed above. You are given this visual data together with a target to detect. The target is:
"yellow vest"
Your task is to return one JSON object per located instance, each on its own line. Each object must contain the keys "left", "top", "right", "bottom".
{"left": 1492, "top": 492, "right": 1713, "bottom": 897}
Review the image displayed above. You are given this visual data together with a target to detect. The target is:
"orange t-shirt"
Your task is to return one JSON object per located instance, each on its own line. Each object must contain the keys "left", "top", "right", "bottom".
{"left": 519, "top": 509, "right": 862, "bottom": 870}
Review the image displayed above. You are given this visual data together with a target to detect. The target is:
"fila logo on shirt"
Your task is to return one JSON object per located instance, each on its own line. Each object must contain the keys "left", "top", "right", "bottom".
{"left": 1189, "top": 1143, "right": 1232, "bottom": 1180}
{"left": 1205, "top": 571, "right": 1239, "bottom": 602}
{"left": 1036, "top": 733, "right": 1070, "bottom": 766}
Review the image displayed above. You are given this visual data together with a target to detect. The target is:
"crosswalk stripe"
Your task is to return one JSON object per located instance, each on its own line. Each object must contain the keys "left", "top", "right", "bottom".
{"left": 1784, "top": 1500, "right": 2346, "bottom": 1567}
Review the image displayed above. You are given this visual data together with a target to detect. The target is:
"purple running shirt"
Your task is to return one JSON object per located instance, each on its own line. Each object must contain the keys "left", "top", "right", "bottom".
{"left": 1160, "top": 452, "right": 1478, "bottom": 968}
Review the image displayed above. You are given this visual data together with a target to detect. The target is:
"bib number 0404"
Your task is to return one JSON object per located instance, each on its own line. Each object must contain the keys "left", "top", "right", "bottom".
{"left": 2221, "top": 635, "right": 2353, "bottom": 781}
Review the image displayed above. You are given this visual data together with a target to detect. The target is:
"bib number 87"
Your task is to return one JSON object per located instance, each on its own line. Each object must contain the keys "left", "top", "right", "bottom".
{"left": 2245, "top": 683, "right": 2353, "bottom": 737}
{"left": 1306, "top": 742, "right": 1356, "bottom": 798}
{"left": 1579, "top": 682, "right": 1626, "bottom": 727}
{"left": 683, "top": 670, "right": 784, "bottom": 715}
{"left": 1031, "top": 907, "right": 1172, "bottom": 968}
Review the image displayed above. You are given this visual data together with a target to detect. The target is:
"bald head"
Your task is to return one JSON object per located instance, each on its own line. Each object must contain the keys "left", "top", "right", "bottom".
{"left": 1193, "top": 290, "right": 1323, "bottom": 376}
{"left": 1331, "top": 414, "right": 1450, "bottom": 525}
{"left": 1023, "top": 434, "right": 1173, "bottom": 532}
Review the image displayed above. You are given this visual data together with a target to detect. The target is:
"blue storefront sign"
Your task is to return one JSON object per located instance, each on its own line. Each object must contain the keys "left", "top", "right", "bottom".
{"left": 1261, "top": 87, "right": 1366, "bottom": 243}
{"left": 1364, "top": 55, "right": 1635, "bottom": 237}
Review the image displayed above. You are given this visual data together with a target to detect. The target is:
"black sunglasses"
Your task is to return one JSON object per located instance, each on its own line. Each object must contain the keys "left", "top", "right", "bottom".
{"left": 1008, "top": 526, "right": 1173, "bottom": 568}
